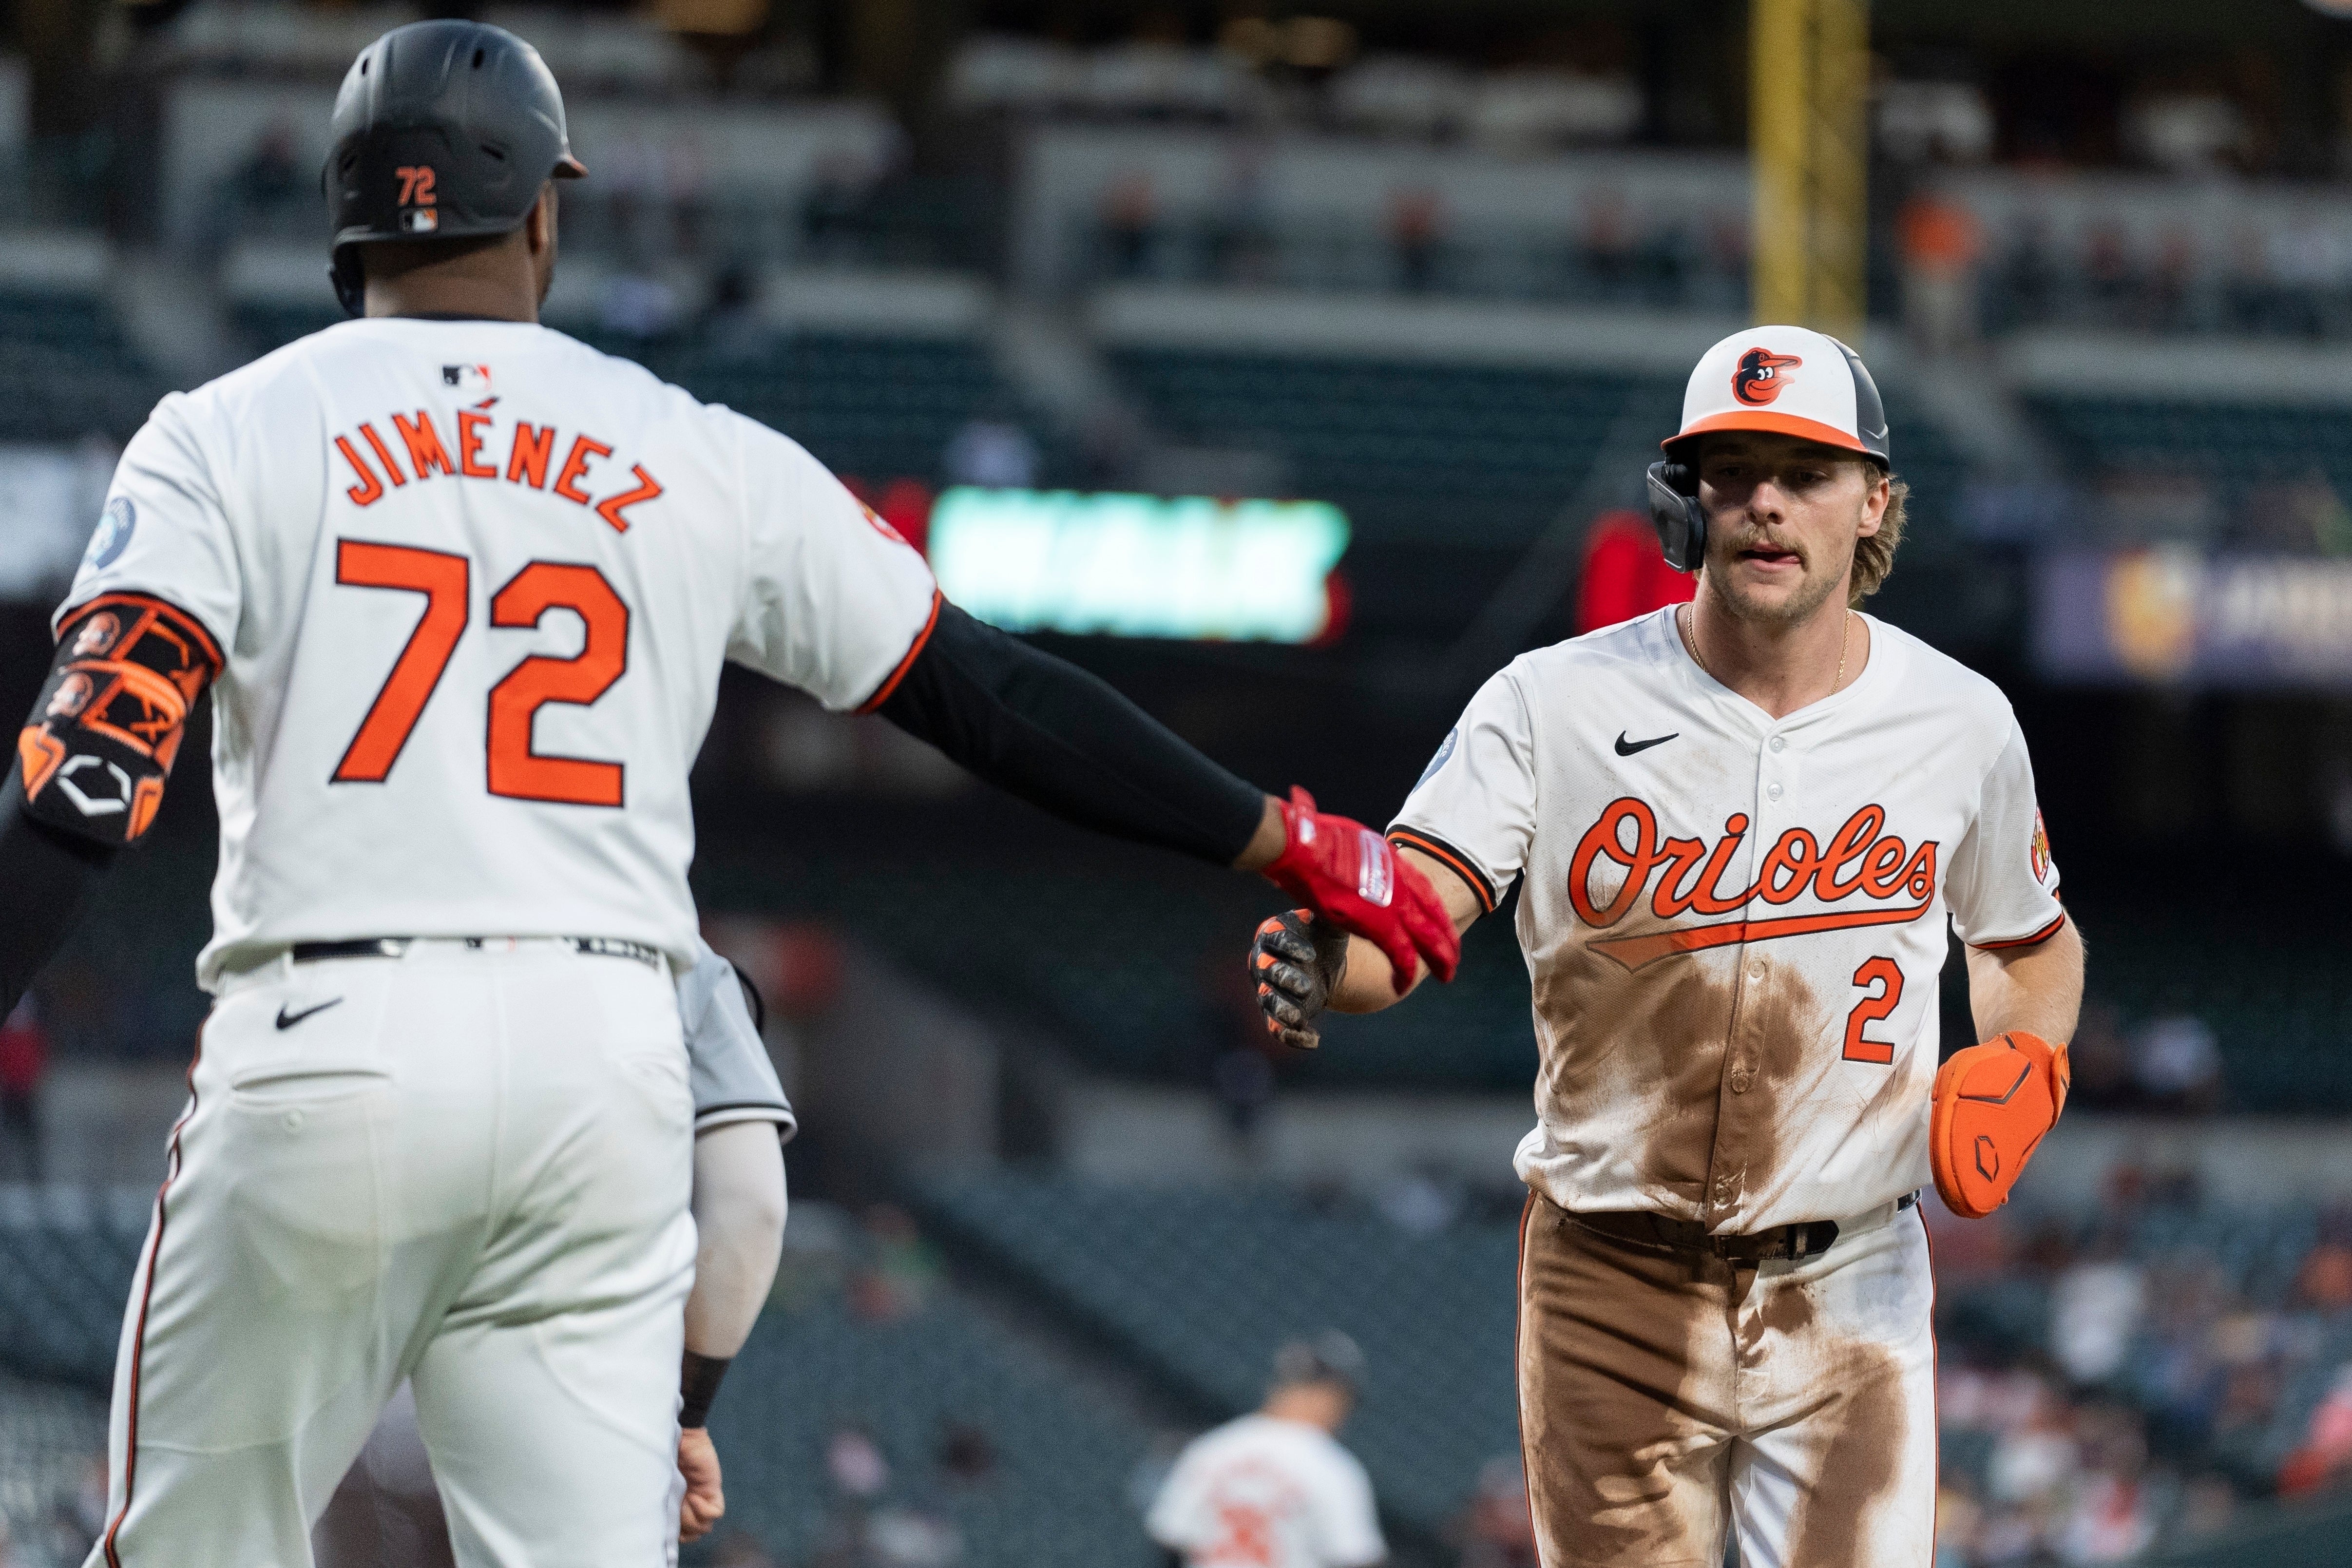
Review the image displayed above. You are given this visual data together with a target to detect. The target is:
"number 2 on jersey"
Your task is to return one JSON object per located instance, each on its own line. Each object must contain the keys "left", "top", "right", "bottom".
{"left": 1841, "top": 956, "right": 1904, "bottom": 1064}
{"left": 333, "top": 540, "right": 629, "bottom": 806}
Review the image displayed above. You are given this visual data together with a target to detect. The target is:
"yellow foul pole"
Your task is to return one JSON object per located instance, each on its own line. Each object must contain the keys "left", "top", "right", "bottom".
{"left": 1751, "top": 0, "right": 1869, "bottom": 340}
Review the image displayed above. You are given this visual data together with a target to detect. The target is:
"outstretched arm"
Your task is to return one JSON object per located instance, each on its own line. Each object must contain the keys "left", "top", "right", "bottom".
{"left": 1327, "top": 847, "right": 1486, "bottom": 1011}
{"left": 1252, "top": 846, "right": 1486, "bottom": 1049}
{"left": 874, "top": 603, "right": 1458, "bottom": 989}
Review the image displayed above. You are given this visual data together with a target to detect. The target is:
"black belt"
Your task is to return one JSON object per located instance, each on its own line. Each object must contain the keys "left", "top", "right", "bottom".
{"left": 290, "top": 937, "right": 664, "bottom": 968}
{"left": 1570, "top": 1191, "right": 1915, "bottom": 1265}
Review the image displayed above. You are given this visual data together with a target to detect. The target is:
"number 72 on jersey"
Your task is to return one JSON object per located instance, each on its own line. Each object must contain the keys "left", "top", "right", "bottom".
{"left": 331, "top": 540, "right": 630, "bottom": 808}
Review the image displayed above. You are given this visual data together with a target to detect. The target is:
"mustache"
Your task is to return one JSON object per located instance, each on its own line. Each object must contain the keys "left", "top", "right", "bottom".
{"left": 1719, "top": 528, "right": 1808, "bottom": 558}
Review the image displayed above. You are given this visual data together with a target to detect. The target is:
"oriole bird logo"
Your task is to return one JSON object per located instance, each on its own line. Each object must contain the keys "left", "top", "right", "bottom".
{"left": 1732, "top": 347, "right": 1803, "bottom": 406}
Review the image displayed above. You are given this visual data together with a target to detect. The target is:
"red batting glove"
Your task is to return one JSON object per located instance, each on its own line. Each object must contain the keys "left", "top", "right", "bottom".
{"left": 1260, "top": 787, "right": 1459, "bottom": 995}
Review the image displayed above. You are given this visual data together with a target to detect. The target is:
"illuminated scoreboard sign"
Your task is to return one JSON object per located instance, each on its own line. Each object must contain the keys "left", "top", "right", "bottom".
{"left": 926, "top": 487, "right": 1351, "bottom": 643}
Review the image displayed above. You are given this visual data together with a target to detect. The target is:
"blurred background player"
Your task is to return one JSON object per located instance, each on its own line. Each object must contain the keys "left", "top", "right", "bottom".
{"left": 1252, "top": 325, "right": 2084, "bottom": 1564}
{"left": 312, "top": 938, "right": 790, "bottom": 1566}
{"left": 1147, "top": 1333, "right": 1383, "bottom": 1568}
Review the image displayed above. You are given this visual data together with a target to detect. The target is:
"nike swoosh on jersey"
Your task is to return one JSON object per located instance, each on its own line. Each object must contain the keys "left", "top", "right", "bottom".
{"left": 1614, "top": 731, "right": 1678, "bottom": 756}
{"left": 275, "top": 998, "right": 344, "bottom": 1031}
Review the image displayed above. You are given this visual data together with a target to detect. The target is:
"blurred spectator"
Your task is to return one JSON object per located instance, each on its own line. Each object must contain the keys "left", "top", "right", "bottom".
{"left": 227, "top": 120, "right": 307, "bottom": 237}
{"left": 1101, "top": 172, "right": 1159, "bottom": 278}
{"left": 1579, "top": 187, "right": 1636, "bottom": 298}
{"left": 2175, "top": 1471, "right": 2236, "bottom": 1538}
{"left": 849, "top": 1205, "right": 941, "bottom": 1321}
{"left": 827, "top": 1425, "right": 890, "bottom": 1498}
{"left": 711, "top": 1533, "right": 779, "bottom": 1568}
{"left": 1211, "top": 1045, "right": 1276, "bottom": 1145}
{"left": 1454, "top": 1455, "right": 1535, "bottom": 1568}
{"left": 865, "top": 1507, "right": 961, "bottom": 1568}
{"left": 1572, "top": 510, "right": 1695, "bottom": 635}
{"left": 1375, "top": 1170, "right": 1461, "bottom": 1237}
{"left": 803, "top": 153, "right": 879, "bottom": 265}
{"left": 1388, "top": 187, "right": 1444, "bottom": 293}
{"left": 2133, "top": 1013, "right": 2222, "bottom": 1112}
{"left": 2082, "top": 219, "right": 2138, "bottom": 324}
{"left": 1932, "top": 1467, "right": 1982, "bottom": 1567}
{"left": 701, "top": 265, "right": 770, "bottom": 356}
{"left": 943, "top": 416, "right": 1039, "bottom": 489}
{"left": 2276, "top": 1363, "right": 2352, "bottom": 1496}
{"left": 1998, "top": 215, "right": 2061, "bottom": 328}
{"left": 1896, "top": 188, "right": 1984, "bottom": 357}
{"left": 2050, "top": 1238, "right": 2145, "bottom": 1387}
{"left": 2292, "top": 1233, "right": 2352, "bottom": 1315}
{"left": 0, "top": 995, "right": 49, "bottom": 1181}
{"left": 937, "top": 1419, "right": 997, "bottom": 1487}
{"left": 1988, "top": 1383, "right": 2078, "bottom": 1509}
{"left": 598, "top": 272, "right": 685, "bottom": 341}
{"left": 2062, "top": 1000, "right": 2133, "bottom": 1109}
{"left": 1208, "top": 143, "right": 1276, "bottom": 286}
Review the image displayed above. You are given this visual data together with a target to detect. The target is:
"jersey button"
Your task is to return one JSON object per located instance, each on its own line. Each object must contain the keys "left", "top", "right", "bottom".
{"left": 1766, "top": 782, "right": 1784, "bottom": 801}
{"left": 1768, "top": 735, "right": 1786, "bottom": 753}
{"left": 1729, "top": 1067, "right": 1752, "bottom": 1094}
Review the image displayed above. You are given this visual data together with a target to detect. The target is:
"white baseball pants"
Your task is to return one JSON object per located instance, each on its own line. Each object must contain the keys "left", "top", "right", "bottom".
{"left": 86, "top": 939, "right": 696, "bottom": 1568}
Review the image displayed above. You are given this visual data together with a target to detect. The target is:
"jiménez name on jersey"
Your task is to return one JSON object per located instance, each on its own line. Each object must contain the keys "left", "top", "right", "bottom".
{"left": 331, "top": 400, "right": 665, "bottom": 533}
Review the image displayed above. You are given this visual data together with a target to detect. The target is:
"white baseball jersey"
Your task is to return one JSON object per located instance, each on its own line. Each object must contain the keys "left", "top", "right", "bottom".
{"left": 1147, "top": 1415, "right": 1385, "bottom": 1568}
{"left": 1391, "top": 608, "right": 2063, "bottom": 1233}
{"left": 60, "top": 318, "right": 939, "bottom": 987}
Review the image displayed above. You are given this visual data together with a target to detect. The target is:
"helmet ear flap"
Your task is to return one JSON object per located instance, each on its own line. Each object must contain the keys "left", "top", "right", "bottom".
{"left": 1645, "top": 461, "right": 1705, "bottom": 573}
{"left": 330, "top": 247, "right": 366, "bottom": 318}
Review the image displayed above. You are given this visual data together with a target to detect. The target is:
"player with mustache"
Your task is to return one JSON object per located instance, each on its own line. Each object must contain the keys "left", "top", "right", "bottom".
{"left": 1252, "top": 325, "right": 2084, "bottom": 1566}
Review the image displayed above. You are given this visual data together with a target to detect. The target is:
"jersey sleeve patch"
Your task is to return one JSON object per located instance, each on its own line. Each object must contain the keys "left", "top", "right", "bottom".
{"left": 1387, "top": 826, "right": 1500, "bottom": 915}
{"left": 18, "top": 593, "right": 221, "bottom": 845}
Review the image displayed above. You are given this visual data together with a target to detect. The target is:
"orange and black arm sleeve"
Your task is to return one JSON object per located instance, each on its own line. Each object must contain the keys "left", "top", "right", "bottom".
{"left": 0, "top": 593, "right": 220, "bottom": 1014}
{"left": 873, "top": 602, "right": 1267, "bottom": 864}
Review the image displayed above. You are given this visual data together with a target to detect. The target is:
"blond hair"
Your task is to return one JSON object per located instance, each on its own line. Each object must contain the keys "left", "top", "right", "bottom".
{"left": 1850, "top": 473, "right": 1908, "bottom": 606}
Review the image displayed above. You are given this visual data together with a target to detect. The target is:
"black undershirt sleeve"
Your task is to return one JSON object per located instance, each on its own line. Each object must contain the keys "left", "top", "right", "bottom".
{"left": 874, "top": 603, "right": 1268, "bottom": 866}
{"left": 0, "top": 762, "right": 118, "bottom": 1018}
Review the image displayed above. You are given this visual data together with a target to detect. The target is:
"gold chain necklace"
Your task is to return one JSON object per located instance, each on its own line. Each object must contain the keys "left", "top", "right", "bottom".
{"left": 1681, "top": 603, "right": 1853, "bottom": 690}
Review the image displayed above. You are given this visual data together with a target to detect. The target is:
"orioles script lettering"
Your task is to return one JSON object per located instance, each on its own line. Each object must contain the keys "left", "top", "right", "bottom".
{"left": 1569, "top": 797, "right": 1938, "bottom": 972}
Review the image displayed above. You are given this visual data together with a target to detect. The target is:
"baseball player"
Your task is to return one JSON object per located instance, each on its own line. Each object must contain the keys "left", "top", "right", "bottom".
{"left": 1251, "top": 326, "right": 2084, "bottom": 1566}
{"left": 312, "top": 938, "right": 790, "bottom": 1566}
{"left": 1147, "top": 1335, "right": 1385, "bottom": 1568}
{"left": 0, "top": 21, "right": 1457, "bottom": 1566}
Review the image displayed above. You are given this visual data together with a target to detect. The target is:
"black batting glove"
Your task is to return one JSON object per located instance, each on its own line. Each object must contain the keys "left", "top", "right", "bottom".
{"left": 1250, "top": 909, "right": 1350, "bottom": 1051}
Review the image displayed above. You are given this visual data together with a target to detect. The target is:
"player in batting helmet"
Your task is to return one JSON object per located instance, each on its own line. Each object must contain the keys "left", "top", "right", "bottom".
{"left": 322, "top": 20, "right": 587, "bottom": 316}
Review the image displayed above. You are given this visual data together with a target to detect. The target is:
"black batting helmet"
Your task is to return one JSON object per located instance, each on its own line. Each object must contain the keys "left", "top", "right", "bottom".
{"left": 323, "top": 20, "right": 587, "bottom": 316}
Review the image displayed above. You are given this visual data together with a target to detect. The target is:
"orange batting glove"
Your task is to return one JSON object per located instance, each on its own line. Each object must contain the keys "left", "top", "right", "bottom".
{"left": 1930, "top": 1031, "right": 2070, "bottom": 1219}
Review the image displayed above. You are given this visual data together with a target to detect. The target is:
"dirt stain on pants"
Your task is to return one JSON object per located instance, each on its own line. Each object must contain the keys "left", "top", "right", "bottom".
{"left": 1516, "top": 1193, "right": 1936, "bottom": 1568}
